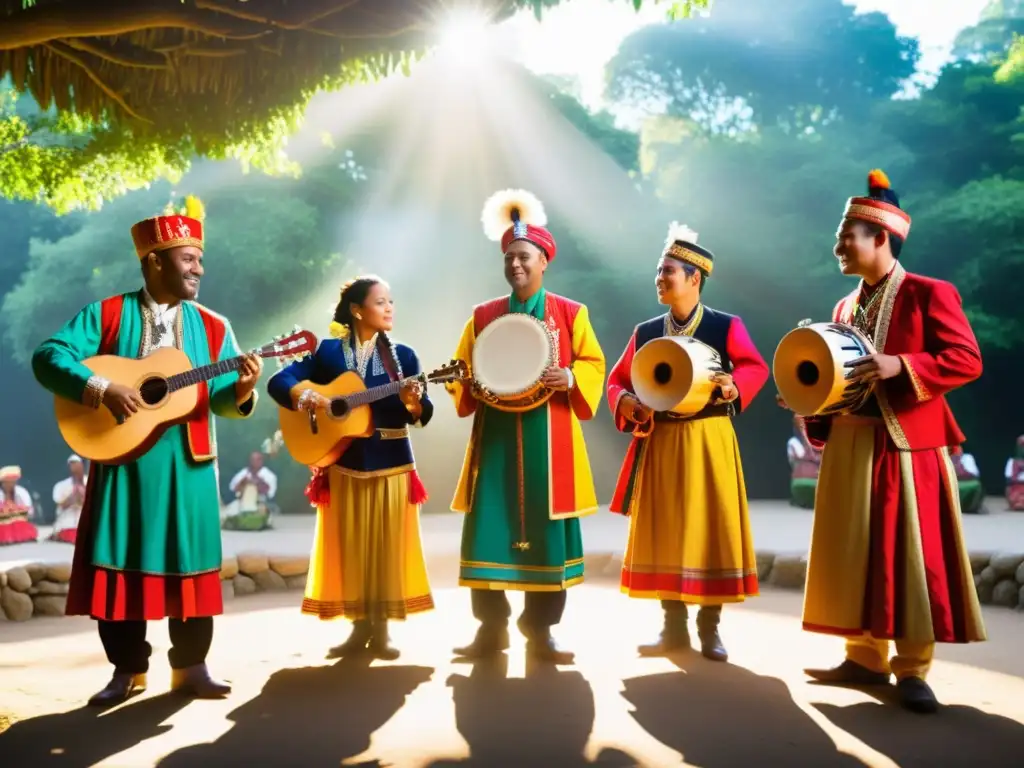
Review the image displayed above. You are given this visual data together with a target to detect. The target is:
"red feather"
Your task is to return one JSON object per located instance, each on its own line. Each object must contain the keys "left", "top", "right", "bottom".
{"left": 867, "top": 169, "right": 891, "bottom": 190}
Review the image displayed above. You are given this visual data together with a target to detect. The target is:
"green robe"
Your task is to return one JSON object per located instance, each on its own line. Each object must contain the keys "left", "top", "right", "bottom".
{"left": 32, "top": 291, "right": 255, "bottom": 578}
{"left": 459, "top": 289, "right": 585, "bottom": 591}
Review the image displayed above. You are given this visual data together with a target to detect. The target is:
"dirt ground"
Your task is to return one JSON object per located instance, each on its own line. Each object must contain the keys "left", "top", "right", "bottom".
{"left": 2, "top": 578, "right": 1023, "bottom": 767}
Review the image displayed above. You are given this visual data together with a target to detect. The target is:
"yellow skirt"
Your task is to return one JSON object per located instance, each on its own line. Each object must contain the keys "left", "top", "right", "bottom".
{"left": 620, "top": 416, "right": 758, "bottom": 605}
{"left": 302, "top": 467, "right": 434, "bottom": 621}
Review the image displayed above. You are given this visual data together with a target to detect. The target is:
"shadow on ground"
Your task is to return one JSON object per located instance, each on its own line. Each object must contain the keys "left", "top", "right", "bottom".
{"left": 424, "top": 655, "right": 640, "bottom": 767}
{"left": 621, "top": 657, "right": 866, "bottom": 767}
{"left": 815, "top": 688, "right": 1024, "bottom": 767}
{"left": 0, "top": 693, "right": 190, "bottom": 767}
{"left": 154, "top": 657, "right": 433, "bottom": 767}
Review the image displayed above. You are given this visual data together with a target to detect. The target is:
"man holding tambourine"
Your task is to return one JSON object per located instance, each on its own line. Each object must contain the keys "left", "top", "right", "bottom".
{"left": 445, "top": 188, "right": 606, "bottom": 665}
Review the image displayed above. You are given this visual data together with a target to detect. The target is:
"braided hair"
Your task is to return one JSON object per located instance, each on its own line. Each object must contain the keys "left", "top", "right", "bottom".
{"left": 330, "top": 275, "right": 400, "bottom": 374}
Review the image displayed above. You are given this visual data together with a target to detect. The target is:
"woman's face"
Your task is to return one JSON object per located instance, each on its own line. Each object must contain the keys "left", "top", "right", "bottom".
{"left": 354, "top": 282, "right": 394, "bottom": 333}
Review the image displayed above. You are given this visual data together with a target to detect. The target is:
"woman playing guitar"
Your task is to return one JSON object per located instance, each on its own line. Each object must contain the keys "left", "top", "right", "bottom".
{"left": 267, "top": 275, "right": 434, "bottom": 660}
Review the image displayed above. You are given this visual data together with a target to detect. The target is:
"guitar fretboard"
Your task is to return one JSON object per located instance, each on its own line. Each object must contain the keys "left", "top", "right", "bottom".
{"left": 338, "top": 377, "right": 421, "bottom": 408}
{"left": 166, "top": 355, "right": 249, "bottom": 393}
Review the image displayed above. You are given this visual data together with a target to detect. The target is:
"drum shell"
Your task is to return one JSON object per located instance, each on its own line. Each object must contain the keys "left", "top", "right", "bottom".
{"left": 631, "top": 336, "right": 723, "bottom": 417}
{"left": 772, "top": 322, "right": 875, "bottom": 417}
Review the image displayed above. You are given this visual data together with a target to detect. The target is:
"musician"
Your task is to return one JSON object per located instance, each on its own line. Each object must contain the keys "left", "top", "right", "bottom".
{"left": 951, "top": 445, "right": 984, "bottom": 515}
{"left": 31, "top": 195, "right": 263, "bottom": 706}
{"left": 789, "top": 169, "right": 985, "bottom": 714}
{"left": 787, "top": 415, "right": 821, "bottom": 509}
{"left": 223, "top": 450, "right": 279, "bottom": 530}
{"left": 267, "top": 275, "right": 434, "bottom": 661}
{"left": 0, "top": 465, "right": 38, "bottom": 546}
{"left": 1006, "top": 435, "right": 1024, "bottom": 510}
{"left": 446, "top": 189, "right": 606, "bottom": 665}
{"left": 607, "top": 223, "right": 768, "bottom": 662}
{"left": 51, "top": 454, "right": 87, "bottom": 544}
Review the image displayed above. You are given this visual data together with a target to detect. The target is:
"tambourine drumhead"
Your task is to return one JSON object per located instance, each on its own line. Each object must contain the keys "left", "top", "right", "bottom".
{"left": 631, "top": 335, "right": 723, "bottom": 416}
{"left": 473, "top": 313, "right": 553, "bottom": 396}
{"left": 773, "top": 322, "right": 875, "bottom": 417}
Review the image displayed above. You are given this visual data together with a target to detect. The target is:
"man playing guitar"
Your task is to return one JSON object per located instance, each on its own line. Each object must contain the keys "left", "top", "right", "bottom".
{"left": 32, "top": 195, "right": 262, "bottom": 707}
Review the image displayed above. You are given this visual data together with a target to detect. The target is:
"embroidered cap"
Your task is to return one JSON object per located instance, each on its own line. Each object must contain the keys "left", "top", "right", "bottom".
{"left": 662, "top": 222, "right": 714, "bottom": 276}
{"left": 842, "top": 169, "right": 911, "bottom": 240}
{"left": 481, "top": 188, "right": 558, "bottom": 262}
{"left": 131, "top": 194, "right": 206, "bottom": 259}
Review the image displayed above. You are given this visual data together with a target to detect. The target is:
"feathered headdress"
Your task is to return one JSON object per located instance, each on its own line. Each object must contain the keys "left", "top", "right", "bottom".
{"left": 843, "top": 168, "right": 911, "bottom": 240}
{"left": 664, "top": 221, "right": 699, "bottom": 249}
{"left": 481, "top": 188, "right": 547, "bottom": 242}
{"left": 662, "top": 221, "right": 715, "bottom": 275}
{"left": 163, "top": 194, "right": 206, "bottom": 221}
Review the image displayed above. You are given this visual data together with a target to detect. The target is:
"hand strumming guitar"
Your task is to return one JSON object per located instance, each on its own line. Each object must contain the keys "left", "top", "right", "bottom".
{"left": 102, "top": 382, "right": 145, "bottom": 419}
{"left": 294, "top": 389, "right": 331, "bottom": 413}
{"left": 235, "top": 353, "right": 263, "bottom": 404}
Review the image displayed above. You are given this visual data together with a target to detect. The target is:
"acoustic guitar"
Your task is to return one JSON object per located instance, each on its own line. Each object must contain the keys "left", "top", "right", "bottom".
{"left": 278, "top": 359, "right": 468, "bottom": 468}
{"left": 55, "top": 327, "right": 317, "bottom": 465}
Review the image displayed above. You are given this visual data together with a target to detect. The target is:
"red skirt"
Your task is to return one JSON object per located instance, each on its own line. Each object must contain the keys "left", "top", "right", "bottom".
{"left": 0, "top": 518, "right": 38, "bottom": 545}
{"left": 803, "top": 418, "right": 985, "bottom": 644}
{"left": 66, "top": 464, "right": 224, "bottom": 621}
{"left": 51, "top": 527, "right": 77, "bottom": 545}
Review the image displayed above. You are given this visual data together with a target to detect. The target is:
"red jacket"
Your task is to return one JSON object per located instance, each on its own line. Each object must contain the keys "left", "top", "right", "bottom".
{"left": 806, "top": 264, "right": 982, "bottom": 451}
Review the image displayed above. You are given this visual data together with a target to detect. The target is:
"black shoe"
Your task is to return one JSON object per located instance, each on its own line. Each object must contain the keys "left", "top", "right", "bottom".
{"left": 696, "top": 606, "right": 729, "bottom": 662}
{"left": 369, "top": 620, "right": 400, "bottom": 661}
{"left": 327, "top": 619, "right": 372, "bottom": 658}
{"left": 453, "top": 625, "right": 510, "bottom": 658}
{"left": 897, "top": 676, "right": 938, "bottom": 714}
{"left": 638, "top": 603, "right": 691, "bottom": 657}
{"left": 804, "top": 660, "right": 891, "bottom": 686}
{"left": 88, "top": 672, "right": 147, "bottom": 707}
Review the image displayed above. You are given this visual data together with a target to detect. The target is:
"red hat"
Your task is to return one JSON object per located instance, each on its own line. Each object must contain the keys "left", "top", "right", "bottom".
{"left": 481, "top": 188, "right": 557, "bottom": 262}
{"left": 843, "top": 169, "right": 911, "bottom": 240}
{"left": 131, "top": 195, "right": 205, "bottom": 259}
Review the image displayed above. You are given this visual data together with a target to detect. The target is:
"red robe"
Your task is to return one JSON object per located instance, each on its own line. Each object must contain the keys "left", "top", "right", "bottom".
{"left": 802, "top": 263, "right": 985, "bottom": 644}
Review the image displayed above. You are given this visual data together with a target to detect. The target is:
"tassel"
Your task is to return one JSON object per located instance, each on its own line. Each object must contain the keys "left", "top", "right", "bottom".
{"left": 303, "top": 468, "right": 331, "bottom": 507}
{"left": 408, "top": 469, "right": 429, "bottom": 505}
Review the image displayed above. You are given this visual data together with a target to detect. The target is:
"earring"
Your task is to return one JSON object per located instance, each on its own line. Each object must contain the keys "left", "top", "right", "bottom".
{"left": 354, "top": 314, "right": 362, "bottom": 321}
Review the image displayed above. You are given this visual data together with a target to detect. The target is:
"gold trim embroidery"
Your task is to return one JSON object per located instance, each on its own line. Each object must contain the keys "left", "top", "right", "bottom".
{"left": 665, "top": 243, "right": 714, "bottom": 274}
{"left": 377, "top": 427, "right": 410, "bottom": 440}
{"left": 844, "top": 203, "right": 911, "bottom": 239}
{"left": 335, "top": 463, "right": 415, "bottom": 479}
{"left": 899, "top": 354, "right": 931, "bottom": 402}
{"left": 458, "top": 576, "right": 584, "bottom": 592}
{"left": 872, "top": 262, "right": 910, "bottom": 450}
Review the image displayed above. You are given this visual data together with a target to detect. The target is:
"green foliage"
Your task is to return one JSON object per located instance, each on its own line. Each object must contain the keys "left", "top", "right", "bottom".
{"left": 607, "top": 0, "right": 918, "bottom": 135}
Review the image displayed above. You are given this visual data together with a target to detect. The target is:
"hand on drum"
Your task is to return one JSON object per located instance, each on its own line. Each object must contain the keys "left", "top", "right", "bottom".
{"left": 709, "top": 372, "right": 739, "bottom": 405}
{"left": 618, "top": 394, "right": 652, "bottom": 425}
{"left": 399, "top": 379, "right": 424, "bottom": 408}
{"left": 541, "top": 366, "right": 571, "bottom": 391}
{"left": 846, "top": 353, "right": 903, "bottom": 383}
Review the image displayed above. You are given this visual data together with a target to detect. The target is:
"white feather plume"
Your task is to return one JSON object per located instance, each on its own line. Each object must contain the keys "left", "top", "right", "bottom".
{"left": 481, "top": 188, "right": 547, "bottom": 242}
{"left": 664, "top": 221, "right": 699, "bottom": 249}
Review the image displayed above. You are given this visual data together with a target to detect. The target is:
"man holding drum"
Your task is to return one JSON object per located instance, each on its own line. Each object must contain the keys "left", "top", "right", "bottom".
{"left": 606, "top": 223, "right": 769, "bottom": 662}
{"left": 790, "top": 169, "right": 985, "bottom": 714}
{"left": 445, "top": 189, "right": 606, "bottom": 664}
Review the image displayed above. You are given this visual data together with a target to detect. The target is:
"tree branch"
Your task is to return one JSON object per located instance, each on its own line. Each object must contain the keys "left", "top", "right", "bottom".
{"left": 44, "top": 42, "right": 152, "bottom": 124}
{"left": 0, "top": 2, "right": 273, "bottom": 51}
{"left": 61, "top": 38, "right": 168, "bottom": 69}
{"left": 192, "top": 0, "right": 365, "bottom": 31}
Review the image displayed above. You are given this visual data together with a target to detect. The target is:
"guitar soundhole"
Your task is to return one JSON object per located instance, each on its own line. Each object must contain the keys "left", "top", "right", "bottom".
{"left": 330, "top": 399, "right": 350, "bottom": 418}
{"left": 796, "top": 361, "right": 820, "bottom": 387}
{"left": 139, "top": 377, "right": 169, "bottom": 405}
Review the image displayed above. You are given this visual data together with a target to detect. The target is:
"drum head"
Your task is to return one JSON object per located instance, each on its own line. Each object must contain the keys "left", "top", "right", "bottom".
{"left": 473, "top": 314, "right": 552, "bottom": 396}
{"left": 773, "top": 324, "right": 870, "bottom": 416}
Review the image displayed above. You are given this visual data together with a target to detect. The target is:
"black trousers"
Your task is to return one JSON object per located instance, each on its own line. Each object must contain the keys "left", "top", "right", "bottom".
{"left": 470, "top": 588, "right": 566, "bottom": 631}
{"left": 96, "top": 617, "right": 214, "bottom": 675}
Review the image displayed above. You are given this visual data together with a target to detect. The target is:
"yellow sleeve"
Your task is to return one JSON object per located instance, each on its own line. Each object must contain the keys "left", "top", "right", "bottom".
{"left": 444, "top": 316, "right": 478, "bottom": 418}
{"left": 568, "top": 304, "right": 605, "bottom": 421}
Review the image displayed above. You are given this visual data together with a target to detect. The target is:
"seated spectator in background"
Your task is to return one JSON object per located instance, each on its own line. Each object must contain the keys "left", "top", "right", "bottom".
{"left": 787, "top": 415, "right": 821, "bottom": 510}
{"left": 51, "top": 454, "right": 88, "bottom": 544}
{"left": 0, "top": 465, "right": 38, "bottom": 545}
{"left": 951, "top": 445, "right": 984, "bottom": 514}
{"left": 222, "top": 451, "right": 278, "bottom": 531}
{"left": 1006, "top": 435, "right": 1024, "bottom": 511}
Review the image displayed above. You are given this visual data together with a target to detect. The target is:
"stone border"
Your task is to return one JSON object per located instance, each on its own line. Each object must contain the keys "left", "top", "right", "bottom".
{"left": 3, "top": 550, "right": 1023, "bottom": 621}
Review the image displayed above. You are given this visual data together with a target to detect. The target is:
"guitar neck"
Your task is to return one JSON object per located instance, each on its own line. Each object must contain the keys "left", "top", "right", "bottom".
{"left": 165, "top": 354, "right": 251, "bottom": 393}
{"left": 340, "top": 375, "right": 423, "bottom": 408}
